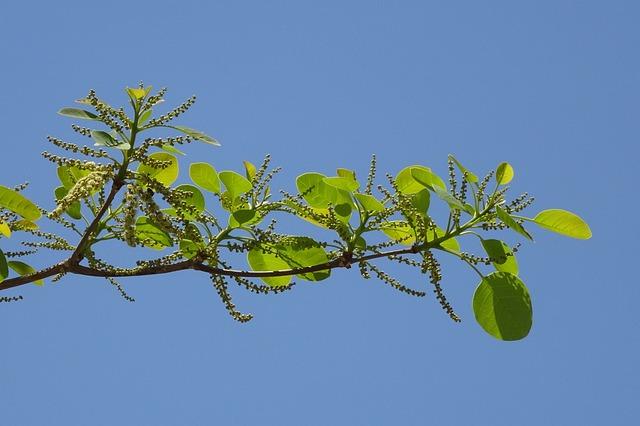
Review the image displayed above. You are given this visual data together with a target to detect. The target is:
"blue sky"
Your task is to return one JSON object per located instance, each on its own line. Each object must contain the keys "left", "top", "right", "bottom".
{"left": 0, "top": 1, "right": 638, "bottom": 425}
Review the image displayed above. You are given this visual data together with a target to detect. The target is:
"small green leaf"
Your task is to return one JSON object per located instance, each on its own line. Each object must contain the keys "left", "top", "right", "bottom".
{"left": 91, "top": 130, "right": 129, "bottom": 149}
{"left": 243, "top": 161, "right": 257, "bottom": 181}
{"left": 396, "top": 166, "right": 445, "bottom": 194}
{"left": 54, "top": 187, "right": 82, "bottom": 220}
{"left": 354, "top": 193, "right": 385, "bottom": 213}
{"left": 127, "top": 87, "right": 146, "bottom": 100}
{"left": 137, "top": 153, "right": 179, "bottom": 187}
{"left": 409, "top": 167, "right": 447, "bottom": 191}
{"left": 380, "top": 221, "right": 416, "bottom": 245}
{"left": 138, "top": 109, "right": 153, "bottom": 125}
{"left": 430, "top": 227, "right": 460, "bottom": 252}
{"left": 411, "top": 189, "right": 430, "bottom": 216}
{"left": 432, "top": 186, "right": 474, "bottom": 214}
{"left": 0, "top": 185, "right": 41, "bottom": 221}
{"left": 532, "top": 209, "right": 591, "bottom": 239}
{"left": 496, "top": 162, "right": 514, "bottom": 185}
{"left": 473, "top": 272, "right": 532, "bottom": 341}
{"left": 229, "top": 209, "right": 259, "bottom": 228}
{"left": 481, "top": 239, "right": 519, "bottom": 275}
{"left": 496, "top": 206, "right": 532, "bottom": 240}
{"left": 219, "top": 171, "right": 252, "bottom": 199}
{"left": 7, "top": 261, "right": 43, "bottom": 286}
{"left": 296, "top": 173, "right": 333, "bottom": 208}
{"left": 336, "top": 168, "right": 356, "bottom": 180}
{"left": 160, "top": 144, "right": 185, "bottom": 155}
{"left": 280, "top": 237, "right": 331, "bottom": 281}
{"left": 0, "top": 249, "right": 8, "bottom": 282}
{"left": 448, "top": 155, "right": 478, "bottom": 183}
{"left": 58, "top": 108, "right": 97, "bottom": 120}
{"left": 0, "top": 220, "right": 11, "bottom": 238}
{"left": 171, "top": 126, "right": 220, "bottom": 146}
{"left": 135, "top": 217, "right": 172, "bottom": 249}
{"left": 189, "top": 163, "right": 220, "bottom": 194}
{"left": 323, "top": 176, "right": 359, "bottom": 192}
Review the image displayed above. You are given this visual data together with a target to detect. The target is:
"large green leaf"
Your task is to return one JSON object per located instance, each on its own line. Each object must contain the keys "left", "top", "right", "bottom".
{"left": 229, "top": 209, "right": 261, "bottom": 228}
{"left": 473, "top": 272, "right": 532, "bottom": 341}
{"left": 296, "top": 172, "right": 333, "bottom": 208}
{"left": 137, "top": 153, "right": 179, "bottom": 186}
{"left": 0, "top": 185, "right": 41, "bottom": 221}
{"left": 496, "top": 206, "right": 532, "bottom": 241}
{"left": 54, "top": 187, "right": 82, "bottom": 220}
{"left": 279, "top": 237, "right": 331, "bottom": 282}
{"left": 0, "top": 249, "right": 8, "bottom": 282}
{"left": 174, "top": 184, "right": 205, "bottom": 219}
{"left": 408, "top": 167, "right": 447, "bottom": 191}
{"left": 189, "top": 162, "right": 220, "bottom": 194}
{"left": 395, "top": 166, "right": 445, "bottom": 194}
{"left": 532, "top": 209, "right": 591, "bottom": 240}
{"left": 323, "top": 176, "right": 359, "bottom": 192}
{"left": 171, "top": 126, "right": 220, "bottom": 146}
{"left": 481, "top": 239, "right": 518, "bottom": 275}
{"left": 7, "top": 260, "right": 43, "bottom": 286}
{"left": 135, "top": 217, "right": 172, "bottom": 249}
{"left": 247, "top": 247, "right": 292, "bottom": 287}
{"left": 58, "top": 108, "right": 97, "bottom": 120}
{"left": 219, "top": 171, "right": 252, "bottom": 199}
{"left": 411, "top": 189, "right": 430, "bottom": 216}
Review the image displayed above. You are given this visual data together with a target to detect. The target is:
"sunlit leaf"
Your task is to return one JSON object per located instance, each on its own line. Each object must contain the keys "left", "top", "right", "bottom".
{"left": 532, "top": 209, "right": 592, "bottom": 240}
{"left": 396, "top": 165, "right": 445, "bottom": 194}
{"left": 189, "top": 162, "right": 220, "bottom": 194}
{"left": 171, "top": 126, "right": 220, "bottom": 146}
{"left": 354, "top": 193, "right": 385, "bottom": 213}
{"left": 0, "top": 220, "right": 11, "bottom": 238}
{"left": 408, "top": 167, "right": 447, "bottom": 191}
{"left": 380, "top": 221, "right": 416, "bottom": 245}
{"left": 323, "top": 176, "right": 359, "bottom": 192}
{"left": 229, "top": 209, "right": 260, "bottom": 228}
{"left": 219, "top": 171, "right": 252, "bottom": 199}
{"left": 174, "top": 184, "right": 205, "bottom": 219}
{"left": 135, "top": 217, "right": 172, "bottom": 249}
{"left": 137, "top": 153, "right": 179, "bottom": 187}
{"left": 58, "top": 108, "right": 97, "bottom": 120}
{"left": 179, "top": 239, "right": 199, "bottom": 259}
{"left": 496, "top": 162, "right": 514, "bottom": 185}
{"left": 473, "top": 272, "right": 532, "bottom": 341}
{"left": 54, "top": 186, "right": 82, "bottom": 220}
{"left": 247, "top": 247, "right": 292, "bottom": 287}
{"left": 91, "top": 130, "right": 129, "bottom": 149}
{"left": 0, "top": 185, "right": 41, "bottom": 221}
{"left": 496, "top": 206, "right": 532, "bottom": 240}
{"left": 243, "top": 161, "right": 256, "bottom": 181}
{"left": 432, "top": 186, "right": 474, "bottom": 214}
{"left": 126, "top": 87, "right": 146, "bottom": 100}
{"left": 138, "top": 108, "right": 153, "bottom": 125}
{"left": 7, "top": 260, "right": 43, "bottom": 286}
{"left": 411, "top": 189, "right": 430, "bottom": 216}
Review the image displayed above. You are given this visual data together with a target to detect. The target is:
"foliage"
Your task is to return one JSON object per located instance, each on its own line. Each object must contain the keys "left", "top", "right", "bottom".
{"left": 0, "top": 85, "right": 591, "bottom": 341}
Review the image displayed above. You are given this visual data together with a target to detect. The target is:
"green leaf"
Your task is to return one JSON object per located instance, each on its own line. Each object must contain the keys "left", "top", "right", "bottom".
{"left": 54, "top": 187, "right": 82, "bottom": 220}
{"left": 0, "top": 220, "right": 11, "bottom": 238}
{"left": 247, "top": 247, "right": 292, "bottom": 287}
{"left": 323, "top": 176, "right": 359, "bottom": 192}
{"left": 336, "top": 168, "right": 356, "bottom": 180}
{"left": 7, "top": 261, "right": 43, "bottom": 286}
{"left": 91, "top": 130, "right": 129, "bottom": 149}
{"left": 189, "top": 162, "right": 220, "bottom": 194}
{"left": 174, "top": 184, "right": 205, "bottom": 220}
{"left": 280, "top": 237, "right": 331, "bottom": 282}
{"left": 448, "top": 155, "right": 478, "bottom": 183}
{"left": 432, "top": 186, "right": 474, "bottom": 214}
{"left": 354, "top": 193, "right": 385, "bottom": 213}
{"left": 138, "top": 109, "right": 153, "bottom": 125}
{"left": 219, "top": 171, "right": 252, "bottom": 199}
{"left": 411, "top": 189, "right": 430, "bottom": 216}
{"left": 137, "top": 153, "right": 179, "bottom": 187}
{"left": 179, "top": 239, "right": 199, "bottom": 259}
{"left": 135, "top": 217, "right": 172, "bottom": 249}
{"left": 58, "top": 108, "right": 97, "bottom": 120}
{"left": 531, "top": 209, "right": 592, "bottom": 240}
{"left": 0, "top": 185, "right": 41, "bottom": 221}
{"left": 496, "top": 206, "right": 532, "bottom": 240}
{"left": 473, "top": 272, "right": 532, "bottom": 341}
{"left": 496, "top": 162, "right": 514, "bottom": 185}
{"left": 396, "top": 166, "right": 445, "bottom": 194}
{"left": 127, "top": 87, "right": 146, "bottom": 100}
{"left": 0, "top": 249, "right": 8, "bottom": 282}
{"left": 171, "top": 126, "right": 220, "bottom": 146}
{"left": 160, "top": 144, "right": 185, "bottom": 155}
{"left": 408, "top": 167, "right": 447, "bottom": 191}
{"left": 430, "top": 226, "right": 460, "bottom": 252}
{"left": 243, "top": 161, "right": 257, "bottom": 181}
{"left": 229, "top": 209, "right": 260, "bottom": 228}
{"left": 296, "top": 173, "right": 333, "bottom": 208}
{"left": 481, "top": 239, "right": 519, "bottom": 275}
{"left": 380, "top": 221, "right": 416, "bottom": 245}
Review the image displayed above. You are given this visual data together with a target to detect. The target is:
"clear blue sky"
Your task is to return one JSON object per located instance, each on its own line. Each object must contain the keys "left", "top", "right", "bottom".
{"left": 0, "top": 1, "right": 637, "bottom": 425}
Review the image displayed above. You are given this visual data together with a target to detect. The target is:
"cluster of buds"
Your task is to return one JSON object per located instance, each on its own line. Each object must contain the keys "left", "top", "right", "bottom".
{"left": 84, "top": 90, "right": 128, "bottom": 132}
{"left": 211, "top": 274, "right": 253, "bottom": 323}
{"left": 147, "top": 95, "right": 196, "bottom": 126}
{"left": 49, "top": 171, "right": 112, "bottom": 219}
{"left": 47, "top": 136, "right": 109, "bottom": 158}
{"left": 422, "top": 251, "right": 460, "bottom": 322}
{"left": 122, "top": 185, "right": 138, "bottom": 247}
{"left": 366, "top": 262, "right": 426, "bottom": 297}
